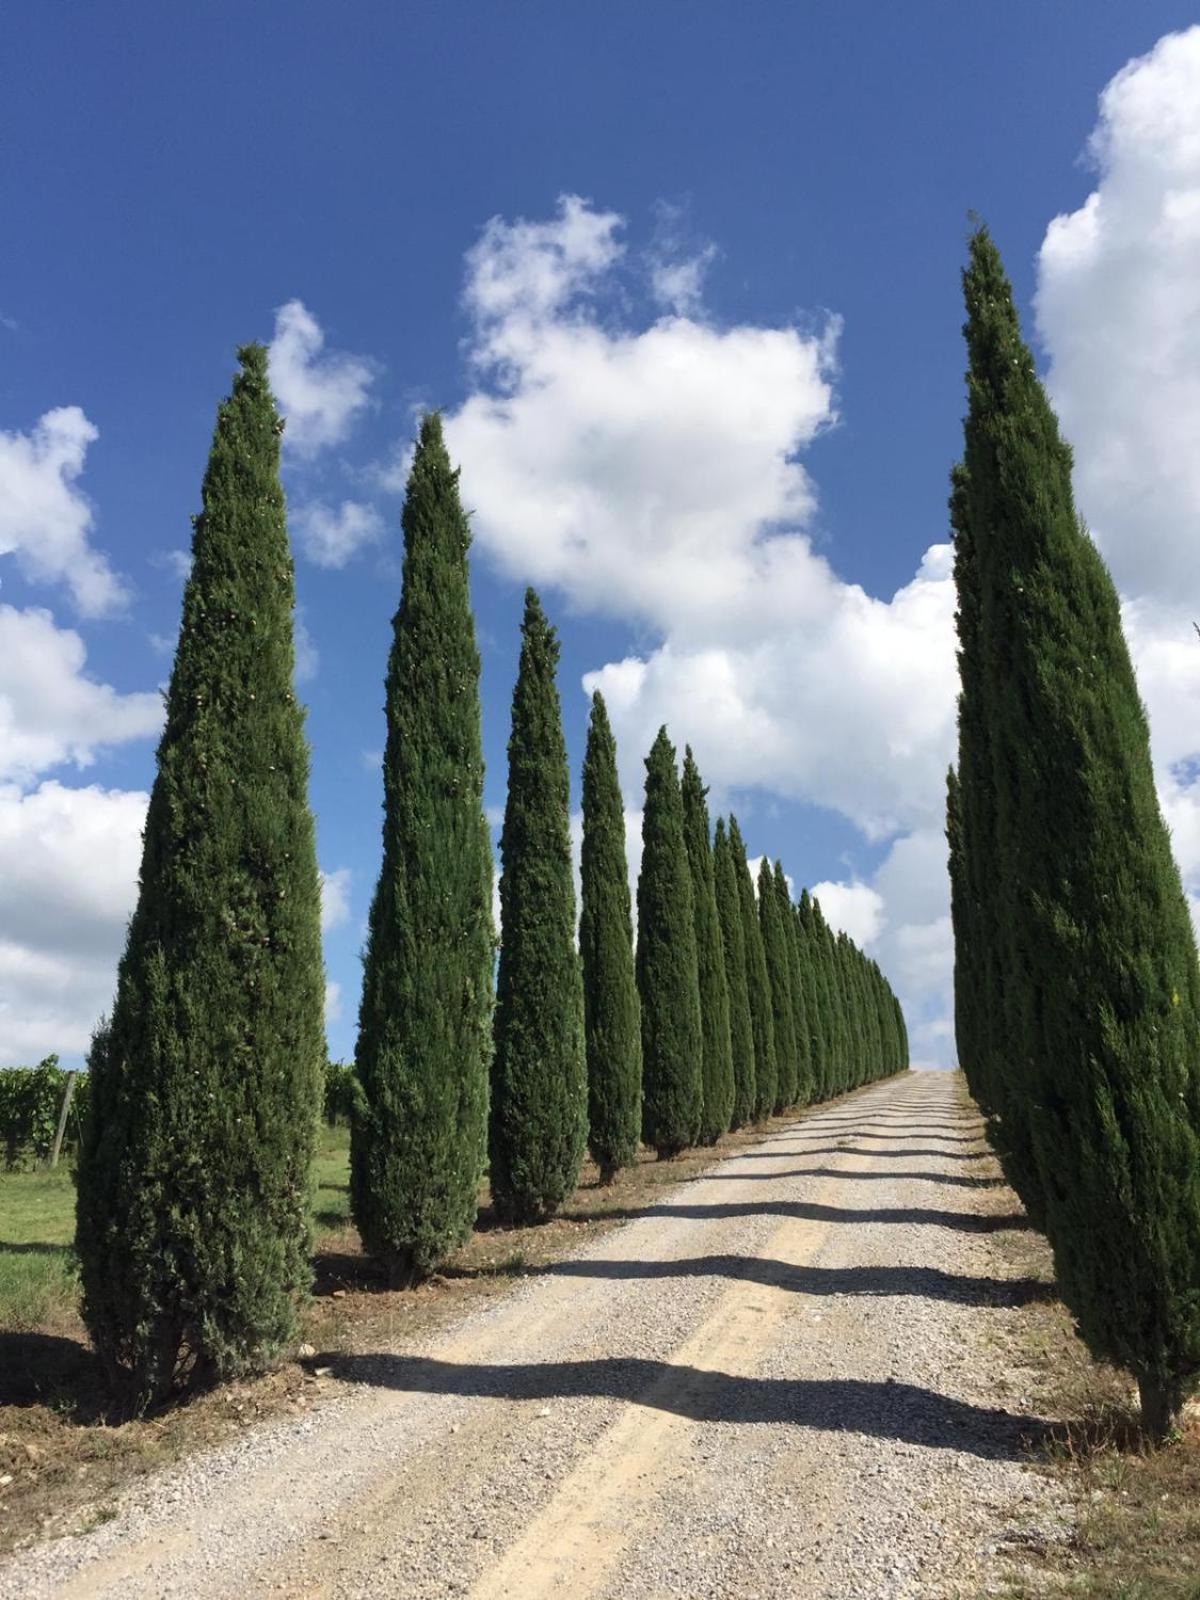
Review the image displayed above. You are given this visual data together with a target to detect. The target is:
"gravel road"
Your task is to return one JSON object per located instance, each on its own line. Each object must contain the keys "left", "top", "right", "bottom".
{"left": 0, "top": 1070, "right": 1071, "bottom": 1599}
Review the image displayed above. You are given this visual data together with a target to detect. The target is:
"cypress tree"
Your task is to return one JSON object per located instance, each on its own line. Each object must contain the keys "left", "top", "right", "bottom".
{"left": 491, "top": 590, "right": 587, "bottom": 1222}
{"left": 714, "top": 819, "right": 756, "bottom": 1129}
{"left": 953, "top": 226, "right": 1200, "bottom": 1436}
{"left": 580, "top": 691, "right": 642, "bottom": 1183}
{"left": 351, "top": 413, "right": 494, "bottom": 1284}
{"left": 951, "top": 445, "right": 1015, "bottom": 1158}
{"left": 681, "top": 749, "right": 734, "bottom": 1144}
{"left": 637, "top": 728, "right": 703, "bottom": 1156}
{"left": 777, "top": 864, "right": 813, "bottom": 1107}
{"left": 77, "top": 346, "right": 325, "bottom": 1406}
{"left": 759, "top": 857, "right": 797, "bottom": 1112}
{"left": 811, "top": 899, "right": 845, "bottom": 1096}
{"left": 729, "top": 818, "right": 777, "bottom": 1120}
{"left": 798, "top": 890, "right": 830, "bottom": 1101}
{"left": 850, "top": 942, "right": 873, "bottom": 1086}
{"left": 946, "top": 763, "right": 989, "bottom": 1105}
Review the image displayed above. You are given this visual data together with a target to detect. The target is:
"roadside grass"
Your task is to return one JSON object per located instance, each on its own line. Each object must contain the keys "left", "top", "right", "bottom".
{"left": 1013, "top": 1297, "right": 1200, "bottom": 1598}
{"left": 979, "top": 1127, "right": 1200, "bottom": 1599}
{"left": 0, "top": 1168, "right": 77, "bottom": 1334}
{"left": 0, "top": 1099, "right": 843, "bottom": 1555}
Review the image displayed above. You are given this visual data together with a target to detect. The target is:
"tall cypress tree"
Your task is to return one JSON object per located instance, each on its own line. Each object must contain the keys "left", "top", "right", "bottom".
{"left": 580, "top": 691, "right": 642, "bottom": 1183}
{"left": 682, "top": 749, "right": 734, "bottom": 1144}
{"left": 491, "top": 590, "right": 587, "bottom": 1222}
{"left": 946, "top": 763, "right": 989, "bottom": 1105}
{"left": 714, "top": 819, "right": 756, "bottom": 1129}
{"left": 759, "top": 857, "right": 797, "bottom": 1112}
{"left": 951, "top": 434, "right": 1021, "bottom": 1180}
{"left": 798, "top": 890, "right": 830, "bottom": 1101}
{"left": 809, "top": 899, "right": 841, "bottom": 1096}
{"left": 778, "top": 866, "right": 813, "bottom": 1107}
{"left": 729, "top": 818, "right": 777, "bottom": 1120}
{"left": 77, "top": 346, "right": 325, "bottom": 1405}
{"left": 953, "top": 226, "right": 1200, "bottom": 1436}
{"left": 637, "top": 728, "right": 703, "bottom": 1156}
{"left": 350, "top": 413, "right": 494, "bottom": 1284}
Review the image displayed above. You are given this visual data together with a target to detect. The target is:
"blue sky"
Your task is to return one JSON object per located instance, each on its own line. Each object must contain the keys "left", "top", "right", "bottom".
{"left": 4, "top": 3, "right": 1200, "bottom": 1068}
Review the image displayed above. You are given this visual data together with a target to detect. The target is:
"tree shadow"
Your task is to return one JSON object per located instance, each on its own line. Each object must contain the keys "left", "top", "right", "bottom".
{"left": 0, "top": 1239, "right": 71, "bottom": 1256}
{"left": 313, "top": 1208, "right": 351, "bottom": 1230}
{"left": 556, "top": 1198, "right": 1029, "bottom": 1233}
{"left": 316, "top": 1351, "right": 1049, "bottom": 1461}
{"left": 312, "top": 1249, "right": 387, "bottom": 1295}
{"left": 720, "top": 1146, "right": 990, "bottom": 1163}
{"left": 702, "top": 1167, "right": 1004, "bottom": 1189}
{"left": 0, "top": 1329, "right": 112, "bottom": 1420}
{"left": 798, "top": 1128, "right": 985, "bottom": 1144}
{"left": 445, "top": 1253, "right": 1053, "bottom": 1308}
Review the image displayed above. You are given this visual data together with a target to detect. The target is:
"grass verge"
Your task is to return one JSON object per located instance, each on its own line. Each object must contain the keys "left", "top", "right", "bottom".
{"left": 982, "top": 1139, "right": 1200, "bottom": 1598}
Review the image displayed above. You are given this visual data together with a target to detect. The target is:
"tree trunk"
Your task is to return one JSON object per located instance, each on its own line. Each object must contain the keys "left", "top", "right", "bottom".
{"left": 1138, "top": 1373, "right": 1185, "bottom": 1442}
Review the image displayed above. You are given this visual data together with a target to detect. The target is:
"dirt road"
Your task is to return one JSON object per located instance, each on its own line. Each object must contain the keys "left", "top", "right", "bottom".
{"left": 0, "top": 1071, "right": 1070, "bottom": 1599}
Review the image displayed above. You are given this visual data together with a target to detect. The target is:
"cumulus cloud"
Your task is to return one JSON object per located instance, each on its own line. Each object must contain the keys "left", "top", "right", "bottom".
{"left": 294, "top": 609, "right": 319, "bottom": 682}
{"left": 319, "top": 867, "right": 351, "bottom": 932}
{"left": 0, "top": 781, "right": 148, "bottom": 1063}
{"left": 293, "top": 499, "right": 384, "bottom": 568}
{"left": 0, "top": 604, "right": 163, "bottom": 785}
{"left": 0, "top": 406, "right": 128, "bottom": 616}
{"left": 268, "top": 299, "right": 376, "bottom": 457}
{"left": 1037, "top": 27, "right": 1200, "bottom": 608}
{"left": 0, "top": 601, "right": 164, "bottom": 1062}
{"left": 448, "top": 204, "right": 839, "bottom": 641}
{"left": 810, "top": 879, "right": 886, "bottom": 949}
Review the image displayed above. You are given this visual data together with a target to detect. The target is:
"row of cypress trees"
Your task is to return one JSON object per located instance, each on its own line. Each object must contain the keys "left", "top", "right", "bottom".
{"left": 76, "top": 367, "right": 908, "bottom": 1405}
{"left": 948, "top": 228, "right": 1200, "bottom": 1439}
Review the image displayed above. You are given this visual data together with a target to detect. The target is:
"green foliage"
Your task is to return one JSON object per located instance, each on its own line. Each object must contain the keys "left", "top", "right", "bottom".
{"left": 580, "top": 691, "right": 642, "bottom": 1183}
{"left": 637, "top": 728, "right": 703, "bottom": 1156}
{"left": 758, "top": 857, "right": 797, "bottom": 1112}
{"left": 681, "top": 750, "right": 734, "bottom": 1144}
{"left": 353, "top": 414, "right": 495, "bottom": 1281}
{"left": 729, "top": 818, "right": 776, "bottom": 1120}
{"left": 713, "top": 820, "right": 756, "bottom": 1129}
{"left": 779, "top": 867, "right": 814, "bottom": 1107}
{"left": 0, "top": 1058, "right": 88, "bottom": 1169}
{"left": 322, "top": 1060, "right": 358, "bottom": 1126}
{"left": 76, "top": 346, "right": 326, "bottom": 1407}
{"left": 491, "top": 590, "right": 587, "bottom": 1222}
{"left": 797, "top": 891, "right": 830, "bottom": 1100}
{"left": 951, "top": 226, "right": 1200, "bottom": 1435}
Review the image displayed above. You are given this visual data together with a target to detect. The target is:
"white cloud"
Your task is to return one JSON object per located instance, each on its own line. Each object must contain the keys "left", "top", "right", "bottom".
{"left": 0, "top": 406, "right": 128, "bottom": 616}
{"left": 324, "top": 981, "right": 343, "bottom": 1026}
{"left": 448, "top": 220, "right": 840, "bottom": 640}
{"left": 464, "top": 194, "right": 624, "bottom": 338}
{"left": 155, "top": 547, "right": 193, "bottom": 583}
{"left": 0, "top": 781, "right": 148, "bottom": 1063}
{"left": 293, "top": 499, "right": 384, "bottom": 568}
{"left": 294, "top": 609, "right": 319, "bottom": 682}
{"left": 319, "top": 867, "right": 351, "bottom": 932}
{"left": 650, "top": 247, "right": 717, "bottom": 317}
{"left": 0, "top": 604, "right": 163, "bottom": 785}
{"left": 584, "top": 546, "right": 956, "bottom": 841}
{"left": 268, "top": 299, "right": 376, "bottom": 457}
{"left": 810, "top": 879, "right": 886, "bottom": 949}
{"left": 1037, "top": 26, "right": 1200, "bottom": 607}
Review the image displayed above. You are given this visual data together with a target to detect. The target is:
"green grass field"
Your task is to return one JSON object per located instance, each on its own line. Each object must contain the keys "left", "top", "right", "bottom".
{"left": 0, "top": 1124, "right": 353, "bottom": 1334}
